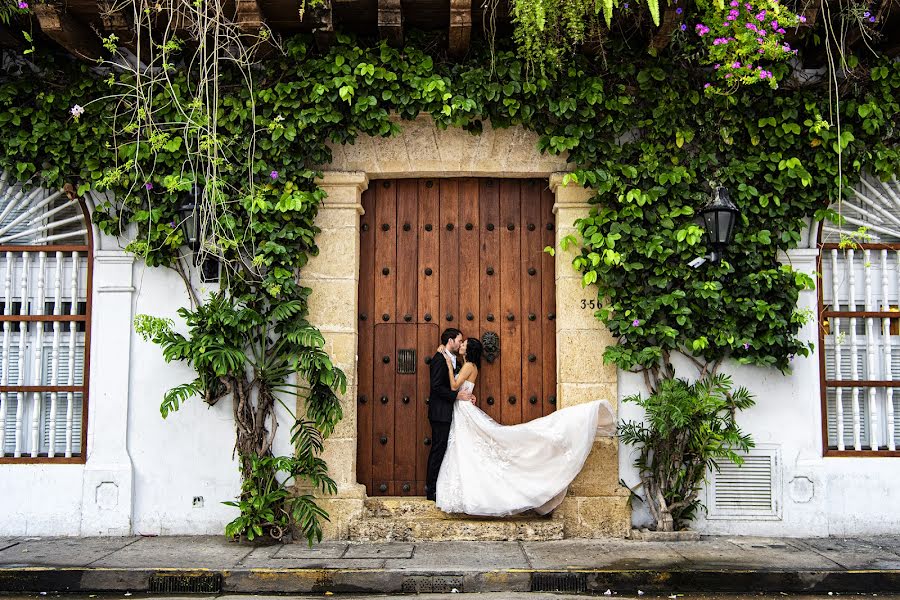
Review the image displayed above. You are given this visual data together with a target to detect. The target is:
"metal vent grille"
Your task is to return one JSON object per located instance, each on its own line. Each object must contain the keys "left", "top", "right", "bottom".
{"left": 531, "top": 572, "right": 588, "bottom": 593}
{"left": 148, "top": 573, "right": 222, "bottom": 593}
{"left": 397, "top": 348, "right": 416, "bottom": 374}
{"left": 707, "top": 448, "right": 780, "bottom": 520}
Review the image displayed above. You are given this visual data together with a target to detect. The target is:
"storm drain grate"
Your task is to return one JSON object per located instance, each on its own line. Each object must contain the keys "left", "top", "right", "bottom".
{"left": 531, "top": 572, "right": 588, "bottom": 593}
{"left": 148, "top": 573, "right": 222, "bottom": 594}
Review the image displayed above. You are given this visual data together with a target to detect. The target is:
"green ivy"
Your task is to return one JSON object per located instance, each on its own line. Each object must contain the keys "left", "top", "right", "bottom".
{"left": 1, "top": 35, "right": 899, "bottom": 534}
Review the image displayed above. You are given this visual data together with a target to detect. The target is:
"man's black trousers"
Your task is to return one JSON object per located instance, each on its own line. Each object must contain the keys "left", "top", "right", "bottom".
{"left": 425, "top": 420, "right": 451, "bottom": 500}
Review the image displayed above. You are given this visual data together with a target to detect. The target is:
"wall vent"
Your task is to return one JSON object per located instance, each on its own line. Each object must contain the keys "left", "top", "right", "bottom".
{"left": 706, "top": 446, "right": 781, "bottom": 520}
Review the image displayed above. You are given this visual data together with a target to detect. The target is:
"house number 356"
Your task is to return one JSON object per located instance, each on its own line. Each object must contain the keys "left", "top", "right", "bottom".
{"left": 580, "top": 299, "right": 597, "bottom": 310}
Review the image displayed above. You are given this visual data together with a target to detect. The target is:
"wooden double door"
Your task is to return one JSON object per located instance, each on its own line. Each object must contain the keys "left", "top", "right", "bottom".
{"left": 357, "top": 178, "right": 557, "bottom": 496}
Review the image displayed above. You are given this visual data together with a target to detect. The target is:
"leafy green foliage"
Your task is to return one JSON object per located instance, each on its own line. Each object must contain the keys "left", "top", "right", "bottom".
{"left": 2, "top": 32, "right": 899, "bottom": 539}
{"left": 618, "top": 373, "right": 755, "bottom": 530}
{"left": 224, "top": 454, "right": 331, "bottom": 545}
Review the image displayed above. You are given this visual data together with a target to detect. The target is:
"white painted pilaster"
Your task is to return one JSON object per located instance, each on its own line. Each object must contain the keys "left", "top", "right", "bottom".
{"left": 80, "top": 249, "right": 136, "bottom": 535}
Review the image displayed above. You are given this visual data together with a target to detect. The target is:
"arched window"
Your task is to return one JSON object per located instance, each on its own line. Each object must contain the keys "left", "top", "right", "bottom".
{"left": 819, "top": 174, "right": 900, "bottom": 456}
{"left": 0, "top": 175, "right": 92, "bottom": 461}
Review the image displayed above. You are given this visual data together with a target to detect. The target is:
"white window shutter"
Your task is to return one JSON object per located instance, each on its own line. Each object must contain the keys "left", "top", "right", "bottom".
{"left": 41, "top": 341, "right": 84, "bottom": 456}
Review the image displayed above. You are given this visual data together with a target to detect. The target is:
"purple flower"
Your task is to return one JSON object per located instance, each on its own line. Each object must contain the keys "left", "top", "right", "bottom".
{"left": 732, "top": 61, "right": 741, "bottom": 68}
{"left": 169, "top": 221, "right": 176, "bottom": 227}
{"left": 675, "top": 7, "right": 682, "bottom": 14}
{"left": 144, "top": 182, "right": 153, "bottom": 190}
{"left": 730, "top": 0, "right": 739, "bottom": 6}
{"left": 624, "top": 2, "right": 629, "bottom": 7}
{"left": 680, "top": 23, "right": 687, "bottom": 30}
{"left": 17, "top": 1, "right": 27, "bottom": 8}
{"left": 725, "top": 73, "right": 732, "bottom": 78}
{"left": 695, "top": 23, "right": 710, "bottom": 35}
{"left": 869, "top": 16, "right": 876, "bottom": 22}
{"left": 631, "top": 319, "right": 640, "bottom": 327}
{"left": 759, "top": 48, "right": 765, "bottom": 53}
{"left": 69, "top": 104, "right": 84, "bottom": 118}
{"left": 771, "top": 20, "right": 779, "bottom": 28}
{"left": 755, "top": 9, "right": 766, "bottom": 20}
{"left": 777, "top": 27, "right": 786, "bottom": 33}
{"left": 743, "top": 342, "right": 750, "bottom": 350}
{"left": 799, "top": 15, "right": 806, "bottom": 22}
{"left": 714, "top": 63, "right": 720, "bottom": 69}
{"left": 704, "top": 83, "right": 711, "bottom": 89}
{"left": 864, "top": 11, "right": 870, "bottom": 16}
{"left": 270, "top": 170, "right": 279, "bottom": 180}
{"left": 759, "top": 69, "right": 772, "bottom": 79}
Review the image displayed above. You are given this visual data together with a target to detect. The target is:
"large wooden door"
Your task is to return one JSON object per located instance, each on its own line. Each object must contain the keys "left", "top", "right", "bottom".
{"left": 357, "top": 178, "right": 557, "bottom": 496}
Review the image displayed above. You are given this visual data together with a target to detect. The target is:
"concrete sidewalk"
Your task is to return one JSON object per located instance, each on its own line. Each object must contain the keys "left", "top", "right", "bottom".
{"left": 1, "top": 535, "right": 900, "bottom": 594}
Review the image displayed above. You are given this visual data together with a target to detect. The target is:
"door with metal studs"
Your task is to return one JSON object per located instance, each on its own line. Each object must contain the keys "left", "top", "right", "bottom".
{"left": 357, "top": 178, "right": 557, "bottom": 496}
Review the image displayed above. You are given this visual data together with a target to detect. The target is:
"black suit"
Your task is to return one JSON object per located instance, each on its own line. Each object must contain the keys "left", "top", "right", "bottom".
{"left": 426, "top": 351, "right": 457, "bottom": 500}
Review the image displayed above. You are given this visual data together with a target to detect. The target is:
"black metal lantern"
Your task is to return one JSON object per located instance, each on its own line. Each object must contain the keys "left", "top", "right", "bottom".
{"left": 176, "top": 187, "right": 200, "bottom": 252}
{"left": 699, "top": 186, "right": 739, "bottom": 263}
{"left": 176, "top": 187, "right": 219, "bottom": 282}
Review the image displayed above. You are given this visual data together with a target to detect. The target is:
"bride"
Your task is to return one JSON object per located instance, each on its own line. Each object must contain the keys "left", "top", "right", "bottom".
{"left": 434, "top": 337, "right": 616, "bottom": 517}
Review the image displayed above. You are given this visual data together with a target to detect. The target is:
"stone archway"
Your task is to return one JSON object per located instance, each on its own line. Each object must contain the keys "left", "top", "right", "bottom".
{"left": 299, "top": 115, "right": 629, "bottom": 539}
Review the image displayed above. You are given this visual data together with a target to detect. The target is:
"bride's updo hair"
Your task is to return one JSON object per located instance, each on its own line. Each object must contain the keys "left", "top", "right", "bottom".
{"left": 464, "top": 337, "right": 483, "bottom": 368}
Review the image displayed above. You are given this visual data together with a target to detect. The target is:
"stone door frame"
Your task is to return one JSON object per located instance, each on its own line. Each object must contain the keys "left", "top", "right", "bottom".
{"left": 299, "top": 116, "right": 627, "bottom": 539}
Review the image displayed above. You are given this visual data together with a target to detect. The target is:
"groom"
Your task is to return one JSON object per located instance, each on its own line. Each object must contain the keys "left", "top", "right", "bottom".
{"left": 425, "top": 327, "right": 476, "bottom": 502}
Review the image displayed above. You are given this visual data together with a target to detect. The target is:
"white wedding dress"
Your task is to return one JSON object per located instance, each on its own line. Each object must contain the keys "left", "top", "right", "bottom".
{"left": 435, "top": 381, "right": 617, "bottom": 516}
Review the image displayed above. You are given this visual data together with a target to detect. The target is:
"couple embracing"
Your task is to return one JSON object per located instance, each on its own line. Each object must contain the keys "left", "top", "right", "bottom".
{"left": 425, "top": 327, "right": 617, "bottom": 517}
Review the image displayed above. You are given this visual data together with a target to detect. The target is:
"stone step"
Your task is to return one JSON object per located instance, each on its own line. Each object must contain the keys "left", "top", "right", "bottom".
{"left": 348, "top": 514, "right": 565, "bottom": 542}
{"left": 363, "top": 497, "right": 453, "bottom": 520}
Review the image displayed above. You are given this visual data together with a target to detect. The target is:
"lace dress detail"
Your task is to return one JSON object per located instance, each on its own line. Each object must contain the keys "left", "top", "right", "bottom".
{"left": 435, "top": 382, "right": 616, "bottom": 517}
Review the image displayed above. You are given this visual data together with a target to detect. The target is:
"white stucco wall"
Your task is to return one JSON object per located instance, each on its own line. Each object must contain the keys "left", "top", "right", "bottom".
{"left": 0, "top": 235, "right": 292, "bottom": 536}
{"left": 619, "top": 248, "right": 900, "bottom": 536}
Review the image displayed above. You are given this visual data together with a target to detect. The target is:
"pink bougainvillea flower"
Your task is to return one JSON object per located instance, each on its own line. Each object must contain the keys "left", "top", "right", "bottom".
{"left": 17, "top": 1, "right": 28, "bottom": 8}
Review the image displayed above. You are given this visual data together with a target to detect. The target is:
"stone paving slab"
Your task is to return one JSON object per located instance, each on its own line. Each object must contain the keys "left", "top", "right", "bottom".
{"left": 674, "top": 538, "right": 843, "bottom": 571}
{"left": 0, "top": 537, "right": 135, "bottom": 567}
{"left": 522, "top": 539, "right": 686, "bottom": 570}
{"left": 802, "top": 537, "right": 900, "bottom": 570}
{"left": 274, "top": 541, "right": 349, "bottom": 559}
{"left": 345, "top": 543, "right": 414, "bottom": 559}
{"left": 382, "top": 541, "right": 529, "bottom": 570}
{"left": 87, "top": 536, "right": 252, "bottom": 569}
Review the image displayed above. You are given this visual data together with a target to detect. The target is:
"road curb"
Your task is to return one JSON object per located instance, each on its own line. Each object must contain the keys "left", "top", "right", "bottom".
{"left": 2, "top": 567, "right": 899, "bottom": 594}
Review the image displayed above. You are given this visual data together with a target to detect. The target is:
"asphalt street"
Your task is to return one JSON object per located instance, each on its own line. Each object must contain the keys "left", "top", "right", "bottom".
{"left": 1, "top": 594, "right": 899, "bottom": 599}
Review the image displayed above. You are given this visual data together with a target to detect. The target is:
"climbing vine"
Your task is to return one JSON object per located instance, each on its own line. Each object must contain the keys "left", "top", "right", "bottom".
{"left": 0, "top": 25, "right": 898, "bottom": 538}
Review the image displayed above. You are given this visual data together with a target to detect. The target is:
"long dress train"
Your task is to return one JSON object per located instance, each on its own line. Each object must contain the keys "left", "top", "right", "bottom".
{"left": 435, "top": 381, "right": 617, "bottom": 516}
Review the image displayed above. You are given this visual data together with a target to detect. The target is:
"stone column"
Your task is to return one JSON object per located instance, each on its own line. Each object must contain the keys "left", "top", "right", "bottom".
{"left": 80, "top": 248, "right": 136, "bottom": 535}
{"left": 550, "top": 173, "right": 630, "bottom": 538}
{"left": 298, "top": 171, "right": 368, "bottom": 539}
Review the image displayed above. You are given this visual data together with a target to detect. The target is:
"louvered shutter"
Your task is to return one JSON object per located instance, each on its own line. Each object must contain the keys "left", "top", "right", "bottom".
{"left": 707, "top": 449, "right": 780, "bottom": 519}
{"left": 1, "top": 343, "right": 21, "bottom": 455}
{"left": 41, "top": 341, "right": 85, "bottom": 455}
